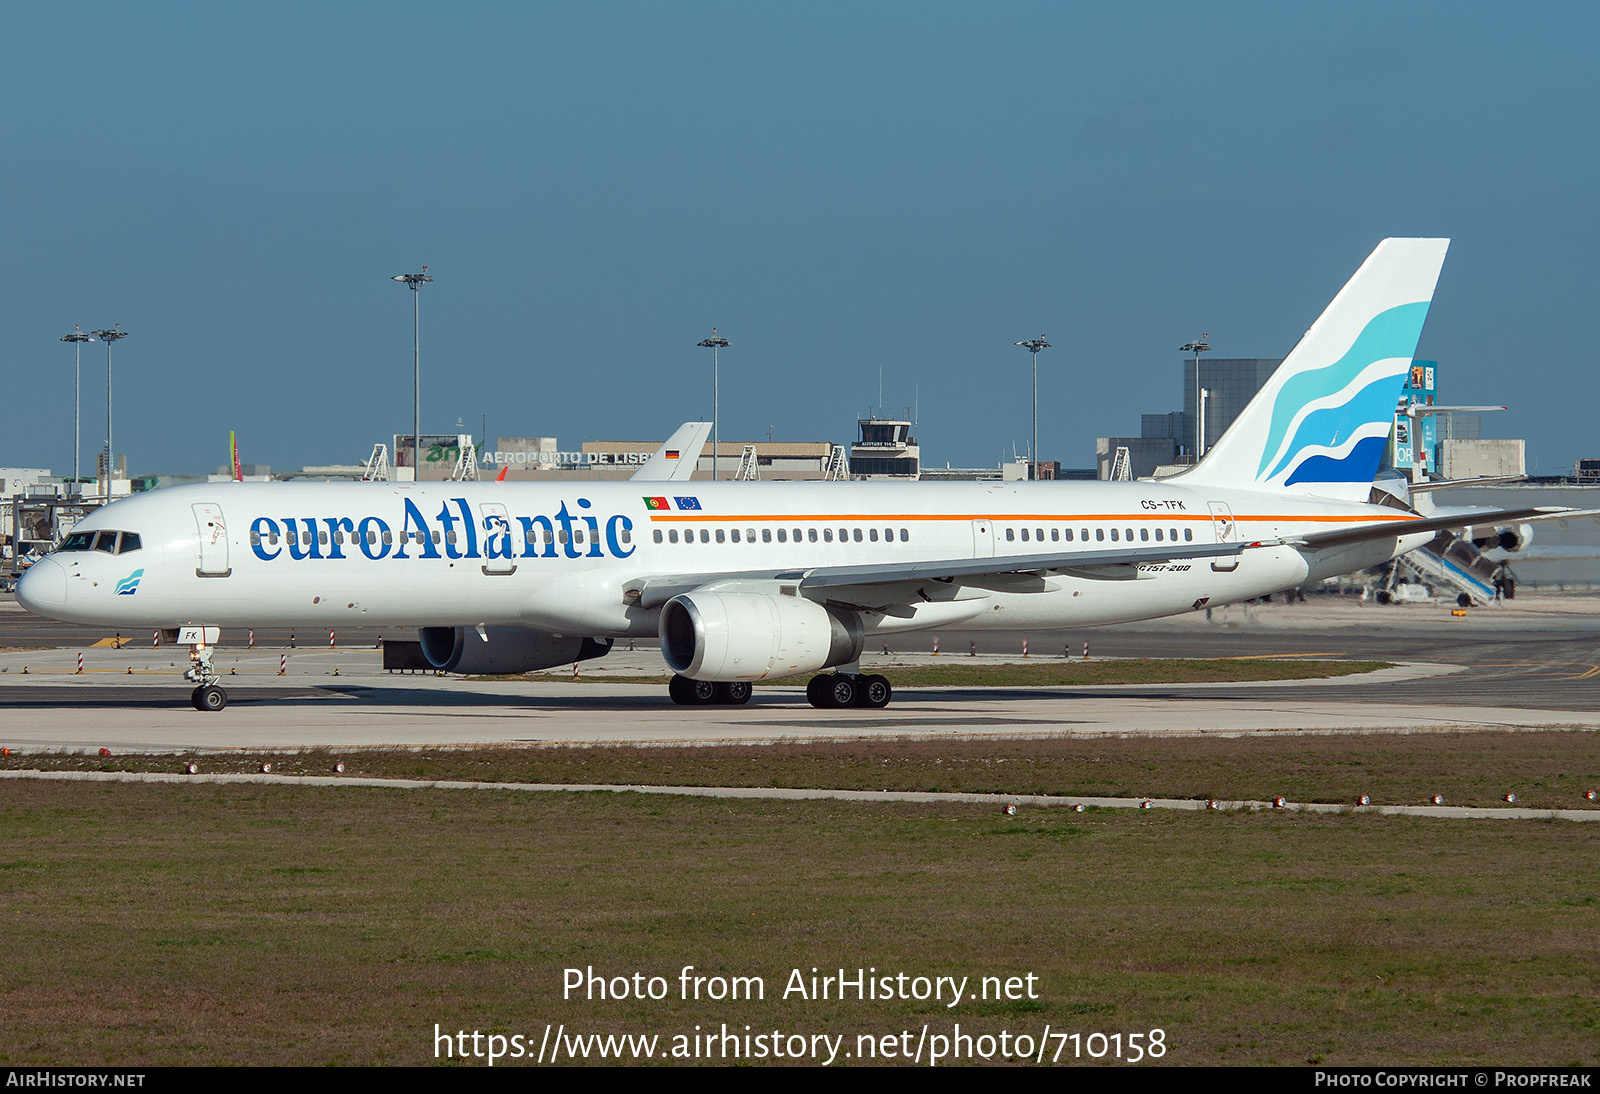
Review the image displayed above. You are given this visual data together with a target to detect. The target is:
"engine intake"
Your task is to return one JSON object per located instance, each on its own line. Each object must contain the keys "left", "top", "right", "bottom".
{"left": 660, "top": 591, "right": 863, "bottom": 682}
{"left": 418, "top": 625, "right": 611, "bottom": 675}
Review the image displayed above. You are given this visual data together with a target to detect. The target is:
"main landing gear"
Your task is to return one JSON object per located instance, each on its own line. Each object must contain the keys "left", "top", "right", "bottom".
{"left": 184, "top": 636, "right": 228, "bottom": 712}
{"left": 806, "top": 673, "right": 892, "bottom": 709}
{"left": 668, "top": 674, "right": 752, "bottom": 706}
{"left": 666, "top": 672, "right": 894, "bottom": 708}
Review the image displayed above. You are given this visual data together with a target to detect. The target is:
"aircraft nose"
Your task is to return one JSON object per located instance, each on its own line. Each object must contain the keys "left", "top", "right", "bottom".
{"left": 16, "top": 557, "right": 67, "bottom": 619}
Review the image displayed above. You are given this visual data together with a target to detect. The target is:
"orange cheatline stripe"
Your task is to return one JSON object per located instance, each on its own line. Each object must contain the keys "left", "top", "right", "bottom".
{"left": 646, "top": 511, "right": 1419, "bottom": 525}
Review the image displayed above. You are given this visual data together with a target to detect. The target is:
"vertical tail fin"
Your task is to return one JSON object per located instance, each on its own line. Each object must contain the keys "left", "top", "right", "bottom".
{"left": 1180, "top": 238, "right": 1449, "bottom": 495}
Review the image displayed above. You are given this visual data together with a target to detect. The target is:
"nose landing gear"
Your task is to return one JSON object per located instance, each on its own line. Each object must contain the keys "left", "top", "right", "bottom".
{"left": 180, "top": 626, "right": 227, "bottom": 711}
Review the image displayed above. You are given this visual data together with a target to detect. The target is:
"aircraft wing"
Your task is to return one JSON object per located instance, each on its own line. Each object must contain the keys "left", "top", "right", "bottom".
{"left": 625, "top": 540, "right": 1255, "bottom": 610}
{"left": 630, "top": 423, "right": 711, "bottom": 482}
{"left": 1277, "top": 506, "right": 1600, "bottom": 551}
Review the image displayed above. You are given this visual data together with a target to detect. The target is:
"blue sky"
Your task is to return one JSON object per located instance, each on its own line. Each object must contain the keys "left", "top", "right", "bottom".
{"left": 4, "top": 2, "right": 1596, "bottom": 476}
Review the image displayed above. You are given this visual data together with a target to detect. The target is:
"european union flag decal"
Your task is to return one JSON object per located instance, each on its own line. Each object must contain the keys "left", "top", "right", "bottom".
{"left": 674, "top": 496, "right": 702, "bottom": 510}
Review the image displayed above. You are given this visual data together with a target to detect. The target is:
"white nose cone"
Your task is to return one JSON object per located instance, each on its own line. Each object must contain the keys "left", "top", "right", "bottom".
{"left": 16, "top": 558, "right": 67, "bottom": 619}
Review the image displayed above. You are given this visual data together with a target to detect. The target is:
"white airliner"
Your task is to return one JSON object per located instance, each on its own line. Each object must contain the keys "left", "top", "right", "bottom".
{"left": 18, "top": 239, "right": 1589, "bottom": 712}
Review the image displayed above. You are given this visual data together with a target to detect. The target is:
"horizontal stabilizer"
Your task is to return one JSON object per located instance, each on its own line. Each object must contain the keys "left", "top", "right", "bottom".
{"left": 1279, "top": 507, "right": 1600, "bottom": 551}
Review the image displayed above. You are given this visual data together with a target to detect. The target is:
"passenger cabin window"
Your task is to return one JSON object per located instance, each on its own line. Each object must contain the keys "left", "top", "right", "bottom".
{"left": 1184, "top": 528, "right": 1193, "bottom": 541}
{"left": 777, "top": 529, "right": 787, "bottom": 543}
{"left": 809, "top": 528, "right": 818, "bottom": 543}
{"left": 730, "top": 529, "right": 739, "bottom": 543}
{"left": 1095, "top": 529, "right": 1104, "bottom": 542}
{"left": 746, "top": 528, "right": 756, "bottom": 542}
{"left": 899, "top": 528, "right": 908, "bottom": 541}
{"left": 1019, "top": 528, "right": 1028, "bottom": 542}
{"left": 653, "top": 530, "right": 663, "bottom": 543}
{"left": 869, "top": 528, "right": 878, "bottom": 542}
{"left": 823, "top": 528, "right": 833, "bottom": 543}
{"left": 1006, "top": 528, "right": 1015, "bottom": 541}
{"left": 1140, "top": 528, "right": 1149, "bottom": 542}
{"left": 1154, "top": 528, "right": 1163, "bottom": 542}
{"left": 669, "top": 529, "right": 679, "bottom": 543}
{"left": 716, "top": 529, "right": 726, "bottom": 543}
{"left": 1064, "top": 528, "right": 1073, "bottom": 542}
{"left": 762, "top": 528, "right": 771, "bottom": 543}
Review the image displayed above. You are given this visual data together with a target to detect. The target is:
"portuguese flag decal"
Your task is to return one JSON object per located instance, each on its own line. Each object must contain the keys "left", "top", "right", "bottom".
{"left": 643, "top": 496, "right": 670, "bottom": 510}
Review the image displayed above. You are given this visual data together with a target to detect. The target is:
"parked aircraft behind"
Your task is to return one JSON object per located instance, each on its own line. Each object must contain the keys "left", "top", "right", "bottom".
{"left": 19, "top": 239, "right": 1590, "bottom": 711}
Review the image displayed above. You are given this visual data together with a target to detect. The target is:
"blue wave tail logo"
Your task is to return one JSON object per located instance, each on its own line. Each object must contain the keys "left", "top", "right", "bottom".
{"left": 114, "top": 569, "right": 145, "bottom": 596}
{"left": 1255, "top": 301, "right": 1430, "bottom": 487}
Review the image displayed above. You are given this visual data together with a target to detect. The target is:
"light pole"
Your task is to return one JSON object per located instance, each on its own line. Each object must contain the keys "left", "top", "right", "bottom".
{"left": 392, "top": 268, "right": 433, "bottom": 480}
{"left": 1180, "top": 335, "right": 1211, "bottom": 461}
{"left": 89, "top": 326, "right": 128, "bottom": 495}
{"left": 60, "top": 327, "right": 95, "bottom": 492}
{"left": 697, "top": 330, "right": 731, "bottom": 481}
{"left": 1015, "top": 337, "right": 1051, "bottom": 479}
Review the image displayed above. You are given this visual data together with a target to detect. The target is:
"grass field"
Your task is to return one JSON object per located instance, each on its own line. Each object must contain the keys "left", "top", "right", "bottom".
{"left": 0, "top": 777, "right": 1595, "bottom": 1066}
{"left": 7, "top": 730, "right": 1598, "bottom": 812}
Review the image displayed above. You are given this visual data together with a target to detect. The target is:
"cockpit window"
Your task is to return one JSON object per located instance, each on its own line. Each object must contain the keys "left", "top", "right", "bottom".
{"left": 55, "top": 530, "right": 142, "bottom": 554}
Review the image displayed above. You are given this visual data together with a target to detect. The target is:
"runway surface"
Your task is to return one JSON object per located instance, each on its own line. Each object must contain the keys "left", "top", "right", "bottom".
{"left": 2, "top": 595, "right": 1598, "bottom": 752}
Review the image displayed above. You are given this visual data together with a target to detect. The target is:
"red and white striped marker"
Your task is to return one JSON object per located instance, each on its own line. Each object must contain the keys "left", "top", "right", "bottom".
{"left": 76, "top": 653, "right": 83, "bottom": 674}
{"left": 1021, "top": 638, "right": 1028, "bottom": 657}
{"left": 1082, "top": 640, "right": 1089, "bottom": 660}
{"left": 572, "top": 662, "right": 579, "bottom": 679}
{"left": 152, "top": 629, "right": 159, "bottom": 649}
{"left": 329, "top": 629, "right": 336, "bottom": 649}
{"left": 279, "top": 653, "right": 287, "bottom": 676}
{"left": 932, "top": 635, "right": 940, "bottom": 655}
{"left": 248, "top": 629, "right": 255, "bottom": 649}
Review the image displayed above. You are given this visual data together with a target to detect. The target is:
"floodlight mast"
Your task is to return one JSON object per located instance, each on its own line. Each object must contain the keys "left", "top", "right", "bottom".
{"left": 89, "top": 326, "right": 128, "bottom": 496}
{"left": 60, "top": 327, "right": 95, "bottom": 491}
{"left": 392, "top": 268, "right": 433, "bottom": 480}
{"left": 697, "top": 331, "right": 731, "bottom": 481}
{"left": 1015, "top": 337, "right": 1051, "bottom": 479}
{"left": 1180, "top": 335, "right": 1211, "bottom": 461}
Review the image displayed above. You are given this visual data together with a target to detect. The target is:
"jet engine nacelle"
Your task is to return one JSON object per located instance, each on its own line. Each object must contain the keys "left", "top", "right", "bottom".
{"left": 418, "top": 625, "right": 612, "bottom": 675}
{"left": 1469, "top": 523, "right": 1533, "bottom": 553}
{"left": 660, "top": 591, "right": 864, "bottom": 682}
